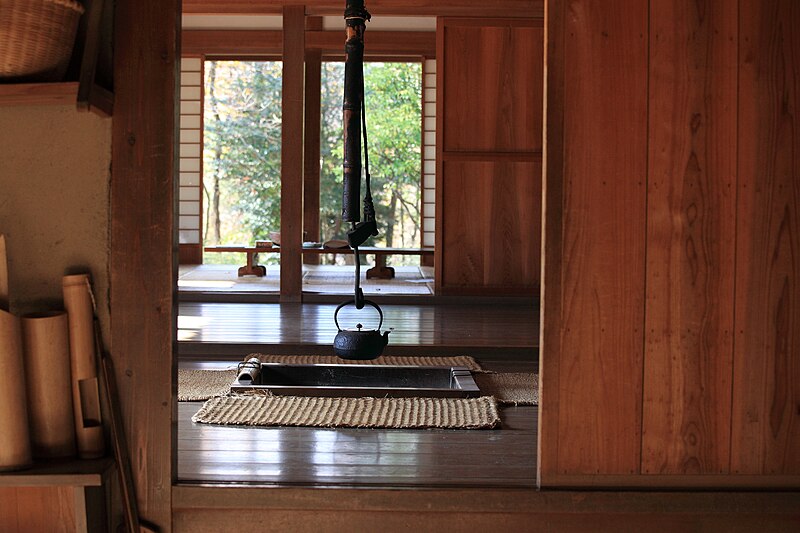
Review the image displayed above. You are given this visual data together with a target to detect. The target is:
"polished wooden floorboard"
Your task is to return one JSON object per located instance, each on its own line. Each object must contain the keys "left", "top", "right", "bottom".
{"left": 178, "top": 401, "right": 537, "bottom": 488}
{"left": 178, "top": 302, "right": 539, "bottom": 359}
{"left": 177, "top": 304, "right": 538, "bottom": 488}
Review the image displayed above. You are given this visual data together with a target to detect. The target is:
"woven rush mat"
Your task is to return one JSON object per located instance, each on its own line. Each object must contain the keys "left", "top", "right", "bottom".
{"left": 179, "top": 369, "right": 237, "bottom": 401}
{"left": 192, "top": 395, "right": 500, "bottom": 429}
{"left": 473, "top": 373, "right": 539, "bottom": 406}
{"left": 251, "top": 353, "right": 482, "bottom": 371}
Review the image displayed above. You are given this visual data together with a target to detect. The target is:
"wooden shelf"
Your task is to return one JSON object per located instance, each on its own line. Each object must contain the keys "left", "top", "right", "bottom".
{"left": 0, "top": 82, "right": 80, "bottom": 107}
{"left": 0, "top": 457, "right": 113, "bottom": 488}
{"left": 0, "top": 81, "right": 113, "bottom": 116}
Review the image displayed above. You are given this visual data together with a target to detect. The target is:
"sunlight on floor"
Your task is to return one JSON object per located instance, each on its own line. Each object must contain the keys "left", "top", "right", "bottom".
{"left": 178, "top": 264, "right": 434, "bottom": 295}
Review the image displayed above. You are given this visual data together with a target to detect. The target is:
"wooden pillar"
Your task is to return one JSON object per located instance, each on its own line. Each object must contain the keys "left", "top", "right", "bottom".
{"left": 111, "top": 0, "right": 179, "bottom": 528}
{"left": 303, "top": 16, "right": 322, "bottom": 264}
{"left": 280, "top": 5, "right": 306, "bottom": 301}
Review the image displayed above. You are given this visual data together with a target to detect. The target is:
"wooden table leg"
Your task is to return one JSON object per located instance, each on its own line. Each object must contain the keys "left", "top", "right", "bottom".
{"left": 366, "top": 254, "right": 395, "bottom": 279}
{"left": 237, "top": 251, "right": 267, "bottom": 277}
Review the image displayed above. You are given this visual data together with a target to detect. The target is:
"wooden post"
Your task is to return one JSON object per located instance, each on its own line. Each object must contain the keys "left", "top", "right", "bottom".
{"left": 304, "top": 16, "right": 323, "bottom": 265}
{"left": 111, "top": 0, "right": 179, "bottom": 527}
{"left": 280, "top": 5, "right": 306, "bottom": 302}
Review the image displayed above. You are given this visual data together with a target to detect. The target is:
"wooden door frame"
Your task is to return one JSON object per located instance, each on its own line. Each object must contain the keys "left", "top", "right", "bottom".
{"left": 111, "top": 0, "right": 179, "bottom": 529}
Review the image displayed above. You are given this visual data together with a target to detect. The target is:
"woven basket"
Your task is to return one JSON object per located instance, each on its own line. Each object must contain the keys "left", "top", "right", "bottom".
{"left": 0, "top": 0, "right": 85, "bottom": 81}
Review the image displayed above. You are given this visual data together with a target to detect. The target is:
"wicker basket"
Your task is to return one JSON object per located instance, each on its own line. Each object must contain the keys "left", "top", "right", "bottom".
{"left": 0, "top": 0, "right": 85, "bottom": 81}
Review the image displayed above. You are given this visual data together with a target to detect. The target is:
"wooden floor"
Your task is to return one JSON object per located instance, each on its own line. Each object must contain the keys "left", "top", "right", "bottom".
{"left": 178, "top": 302, "right": 539, "bottom": 359}
{"left": 177, "top": 302, "right": 538, "bottom": 488}
{"left": 178, "top": 359, "right": 537, "bottom": 488}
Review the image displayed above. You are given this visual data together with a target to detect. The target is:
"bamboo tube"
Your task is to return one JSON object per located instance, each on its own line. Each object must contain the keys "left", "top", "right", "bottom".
{"left": 236, "top": 357, "right": 262, "bottom": 382}
{"left": 63, "top": 274, "right": 105, "bottom": 459}
{"left": 21, "top": 311, "right": 77, "bottom": 459}
{"left": 0, "top": 309, "right": 32, "bottom": 471}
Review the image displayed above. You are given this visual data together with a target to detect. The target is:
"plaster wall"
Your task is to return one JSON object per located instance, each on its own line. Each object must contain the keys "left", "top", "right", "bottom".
{"left": 0, "top": 105, "right": 111, "bottom": 334}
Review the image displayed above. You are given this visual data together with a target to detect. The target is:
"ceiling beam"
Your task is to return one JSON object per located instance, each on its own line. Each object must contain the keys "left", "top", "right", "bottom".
{"left": 182, "top": 29, "right": 435, "bottom": 56}
{"left": 182, "top": 0, "right": 543, "bottom": 18}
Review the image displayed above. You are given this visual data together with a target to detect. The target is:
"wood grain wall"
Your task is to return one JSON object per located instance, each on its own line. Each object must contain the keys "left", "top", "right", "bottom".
{"left": 541, "top": 0, "right": 800, "bottom": 486}
{"left": 435, "top": 18, "right": 543, "bottom": 296}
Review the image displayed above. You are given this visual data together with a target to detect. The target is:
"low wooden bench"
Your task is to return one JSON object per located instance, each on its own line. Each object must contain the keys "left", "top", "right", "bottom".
{"left": 203, "top": 245, "right": 433, "bottom": 279}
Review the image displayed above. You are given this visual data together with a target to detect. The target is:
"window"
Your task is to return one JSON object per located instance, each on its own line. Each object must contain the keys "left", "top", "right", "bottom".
{"left": 202, "top": 60, "right": 283, "bottom": 265}
{"left": 319, "top": 61, "right": 423, "bottom": 263}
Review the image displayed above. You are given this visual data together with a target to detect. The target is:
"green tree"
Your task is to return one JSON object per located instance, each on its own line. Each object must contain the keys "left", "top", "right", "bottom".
{"left": 203, "top": 61, "right": 283, "bottom": 264}
{"left": 320, "top": 62, "right": 422, "bottom": 255}
{"left": 203, "top": 60, "right": 422, "bottom": 266}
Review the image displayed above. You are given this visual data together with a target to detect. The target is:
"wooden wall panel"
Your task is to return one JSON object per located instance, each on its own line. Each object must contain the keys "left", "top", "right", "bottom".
{"left": 0, "top": 487, "right": 76, "bottom": 532}
{"left": 441, "top": 20, "right": 541, "bottom": 154}
{"left": 440, "top": 161, "right": 541, "bottom": 292}
{"left": 642, "top": 0, "right": 737, "bottom": 475}
{"left": 731, "top": 0, "right": 800, "bottom": 475}
{"left": 436, "top": 17, "right": 543, "bottom": 296}
{"left": 550, "top": 0, "right": 648, "bottom": 475}
{"left": 112, "top": 0, "right": 178, "bottom": 528}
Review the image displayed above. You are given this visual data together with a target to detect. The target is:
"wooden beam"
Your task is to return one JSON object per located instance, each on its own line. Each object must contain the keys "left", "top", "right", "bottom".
{"left": 183, "top": 0, "right": 543, "bottom": 18}
{"left": 182, "top": 29, "right": 434, "bottom": 57}
{"left": 306, "top": 30, "right": 435, "bottom": 56}
{"left": 303, "top": 17, "right": 322, "bottom": 264}
{"left": 182, "top": 30, "right": 282, "bottom": 55}
{"left": 111, "top": 0, "right": 178, "bottom": 529}
{"left": 280, "top": 5, "right": 305, "bottom": 301}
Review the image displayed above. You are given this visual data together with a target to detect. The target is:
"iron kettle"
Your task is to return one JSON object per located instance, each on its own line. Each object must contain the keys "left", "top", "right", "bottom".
{"left": 333, "top": 299, "right": 390, "bottom": 360}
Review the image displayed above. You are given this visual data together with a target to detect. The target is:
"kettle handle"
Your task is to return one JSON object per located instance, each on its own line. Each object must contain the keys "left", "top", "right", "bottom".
{"left": 333, "top": 299, "right": 384, "bottom": 332}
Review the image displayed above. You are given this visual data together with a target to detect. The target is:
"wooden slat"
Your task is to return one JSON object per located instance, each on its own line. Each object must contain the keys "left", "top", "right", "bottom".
{"left": 731, "top": 0, "right": 800, "bottom": 475}
{"left": 641, "top": 0, "right": 737, "bottom": 475}
{"left": 303, "top": 17, "right": 322, "bottom": 265}
{"left": 280, "top": 5, "right": 306, "bottom": 302}
{"left": 111, "top": 0, "right": 178, "bottom": 529}
{"left": 182, "top": 0, "right": 544, "bottom": 18}
{"left": 552, "top": 0, "right": 648, "bottom": 475}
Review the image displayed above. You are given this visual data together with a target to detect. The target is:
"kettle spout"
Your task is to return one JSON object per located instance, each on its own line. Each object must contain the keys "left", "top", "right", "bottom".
{"left": 382, "top": 330, "right": 390, "bottom": 345}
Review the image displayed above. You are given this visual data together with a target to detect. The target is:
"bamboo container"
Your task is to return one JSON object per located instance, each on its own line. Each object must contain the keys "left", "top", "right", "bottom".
{"left": 0, "top": 234, "right": 32, "bottom": 471}
{"left": 63, "top": 274, "right": 105, "bottom": 459}
{"left": 0, "top": 308, "right": 32, "bottom": 471}
{"left": 21, "top": 311, "right": 77, "bottom": 459}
